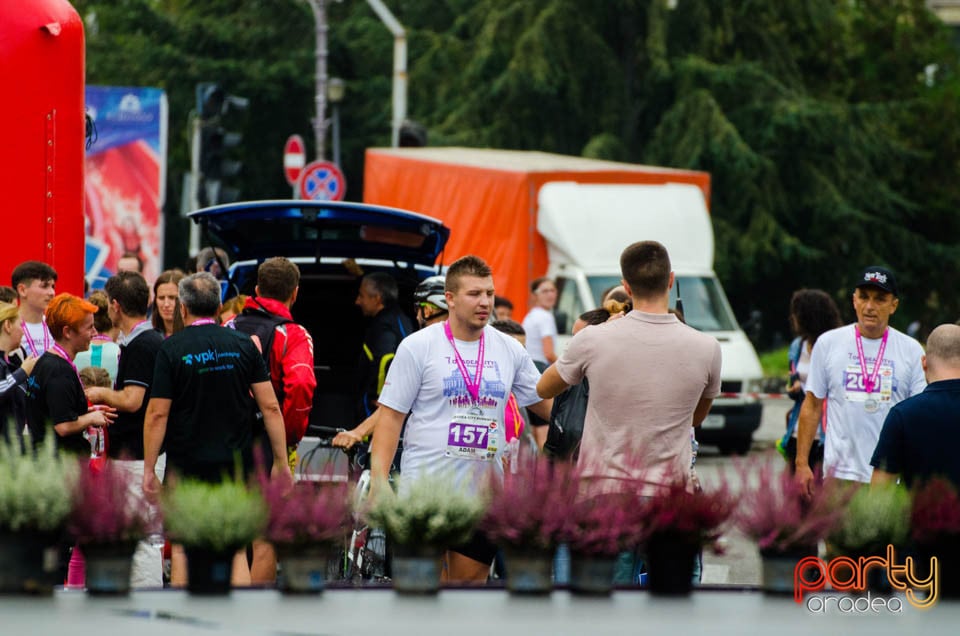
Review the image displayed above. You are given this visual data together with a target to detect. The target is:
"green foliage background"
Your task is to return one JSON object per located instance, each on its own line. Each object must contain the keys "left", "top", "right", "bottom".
{"left": 75, "top": 0, "right": 960, "bottom": 343}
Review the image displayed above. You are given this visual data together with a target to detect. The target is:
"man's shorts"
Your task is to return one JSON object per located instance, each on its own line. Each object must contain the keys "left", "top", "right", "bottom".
{"left": 167, "top": 452, "right": 253, "bottom": 485}
{"left": 450, "top": 530, "right": 498, "bottom": 566}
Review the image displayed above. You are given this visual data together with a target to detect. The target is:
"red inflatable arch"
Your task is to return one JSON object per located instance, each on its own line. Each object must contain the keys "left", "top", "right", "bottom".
{"left": 0, "top": 0, "right": 85, "bottom": 295}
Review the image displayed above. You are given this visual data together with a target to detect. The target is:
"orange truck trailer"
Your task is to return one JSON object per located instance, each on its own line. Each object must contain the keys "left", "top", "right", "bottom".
{"left": 363, "top": 146, "right": 764, "bottom": 455}
{"left": 363, "top": 146, "right": 710, "bottom": 320}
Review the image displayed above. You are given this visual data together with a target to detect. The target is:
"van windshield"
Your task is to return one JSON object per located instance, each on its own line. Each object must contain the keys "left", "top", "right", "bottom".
{"left": 587, "top": 275, "right": 738, "bottom": 332}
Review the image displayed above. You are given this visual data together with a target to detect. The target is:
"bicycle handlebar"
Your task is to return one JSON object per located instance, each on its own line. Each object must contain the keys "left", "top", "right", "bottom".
{"left": 309, "top": 425, "right": 347, "bottom": 437}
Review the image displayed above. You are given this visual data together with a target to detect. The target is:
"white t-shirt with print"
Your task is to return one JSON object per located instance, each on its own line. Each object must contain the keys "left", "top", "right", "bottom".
{"left": 20, "top": 320, "right": 52, "bottom": 358}
{"left": 806, "top": 324, "right": 925, "bottom": 483}
{"left": 522, "top": 306, "right": 557, "bottom": 364}
{"left": 378, "top": 322, "right": 542, "bottom": 494}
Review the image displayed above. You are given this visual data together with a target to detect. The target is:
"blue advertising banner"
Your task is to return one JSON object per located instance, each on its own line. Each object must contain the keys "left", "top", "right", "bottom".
{"left": 84, "top": 86, "right": 168, "bottom": 287}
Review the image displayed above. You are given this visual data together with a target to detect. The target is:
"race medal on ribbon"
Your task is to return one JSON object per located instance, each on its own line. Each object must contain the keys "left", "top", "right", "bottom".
{"left": 851, "top": 326, "right": 889, "bottom": 413}
{"left": 445, "top": 408, "right": 499, "bottom": 461}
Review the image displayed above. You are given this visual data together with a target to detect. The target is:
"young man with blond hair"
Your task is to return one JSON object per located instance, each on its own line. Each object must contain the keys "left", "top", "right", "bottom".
{"left": 370, "top": 255, "right": 552, "bottom": 583}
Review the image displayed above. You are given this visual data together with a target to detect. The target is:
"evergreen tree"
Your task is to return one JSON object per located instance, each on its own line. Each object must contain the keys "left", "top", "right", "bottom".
{"left": 74, "top": 0, "right": 960, "bottom": 338}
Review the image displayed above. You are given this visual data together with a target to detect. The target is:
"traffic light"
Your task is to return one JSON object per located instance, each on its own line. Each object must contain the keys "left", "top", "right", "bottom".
{"left": 196, "top": 82, "right": 248, "bottom": 206}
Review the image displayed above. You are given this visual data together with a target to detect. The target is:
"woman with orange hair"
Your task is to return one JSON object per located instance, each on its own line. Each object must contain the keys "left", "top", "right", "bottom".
{"left": 24, "top": 293, "right": 116, "bottom": 455}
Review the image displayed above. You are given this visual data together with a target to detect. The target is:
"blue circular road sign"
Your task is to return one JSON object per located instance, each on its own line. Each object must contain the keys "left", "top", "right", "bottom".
{"left": 298, "top": 160, "right": 346, "bottom": 201}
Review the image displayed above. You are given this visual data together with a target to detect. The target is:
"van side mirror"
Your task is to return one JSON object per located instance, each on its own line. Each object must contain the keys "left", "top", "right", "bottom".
{"left": 741, "top": 309, "right": 763, "bottom": 345}
{"left": 554, "top": 310, "right": 568, "bottom": 335}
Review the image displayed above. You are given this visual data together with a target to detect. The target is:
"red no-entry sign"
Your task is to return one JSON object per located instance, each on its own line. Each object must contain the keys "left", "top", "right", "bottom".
{"left": 283, "top": 135, "right": 306, "bottom": 186}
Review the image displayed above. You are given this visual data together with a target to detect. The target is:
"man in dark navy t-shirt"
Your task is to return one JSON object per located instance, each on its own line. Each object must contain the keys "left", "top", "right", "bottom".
{"left": 86, "top": 272, "right": 163, "bottom": 460}
{"left": 143, "top": 272, "right": 288, "bottom": 489}
{"left": 143, "top": 273, "right": 289, "bottom": 587}
{"left": 85, "top": 271, "right": 165, "bottom": 587}
{"left": 872, "top": 323, "right": 960, "bottom": 489}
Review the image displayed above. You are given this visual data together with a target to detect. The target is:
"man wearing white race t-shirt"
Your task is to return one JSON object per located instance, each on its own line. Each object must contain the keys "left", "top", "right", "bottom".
{"left": 370, "top": 255, "right": 553, "bottom": 583}
{"left": 795, "top": 266, "right": 926, "bottom": 497}
{"left": 10, "top": 261, "right": 57, "bottom": 365}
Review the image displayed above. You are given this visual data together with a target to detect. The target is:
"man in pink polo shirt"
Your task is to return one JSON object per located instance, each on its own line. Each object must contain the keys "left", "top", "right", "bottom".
{"left": 537, "top": 240, "right": 722, "bottom": 495}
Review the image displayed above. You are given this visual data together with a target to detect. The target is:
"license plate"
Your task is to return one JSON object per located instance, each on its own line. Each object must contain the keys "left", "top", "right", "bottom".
{"left": 701, "top": 414, "right": 725, "bottom": 429}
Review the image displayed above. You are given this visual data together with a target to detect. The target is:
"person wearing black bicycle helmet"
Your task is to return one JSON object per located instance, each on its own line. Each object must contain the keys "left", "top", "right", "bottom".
{"left": 333, "top": 275, "right": 450, "bottom": 451}
{"left": 412, "top": 274, "right": 448, "bottom": 328}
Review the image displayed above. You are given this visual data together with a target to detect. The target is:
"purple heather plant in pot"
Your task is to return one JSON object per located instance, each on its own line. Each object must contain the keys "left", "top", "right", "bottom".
{"left": 261, "top": 478, "right": 353, "bottom": 592}
{"left": 910, "top": 477, "right": 960, "bottom": 598}
{"left": 736, "top": 458, "right": 851, "bottom": 556}
{"left": 262, "top": 479, "right": 353, "bottom": 548}
{"left": 560, "top": 491, "right": 645, "bottom": 558}
{"left": 555, "top": 473, "right": 648, "bottom": 596}
{"left": 638, "top": 478, "right": 735, "bottom": 595}
{"left": 910, "top": 477, "right": 960, "bottom": 545}
{"left": 480, "top": 457, "right": 581, "bottom": 593}
{"left": 480, "top": 456, "right": 577, "bottom": 553}
{"left": 639, "top": 479, "right": 735, "bottom": 550}
{"left": 68, "top": 461, "right": 151, "bottom": 547}
{"left": 559, "top": 449, "right": 659, "bottom": 559}
{"left": 68, "top": 461, "right": 154, "bottom": 595}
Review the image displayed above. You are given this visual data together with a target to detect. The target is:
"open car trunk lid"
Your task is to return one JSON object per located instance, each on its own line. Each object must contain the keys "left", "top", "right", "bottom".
{"left": 188, "top": 200, "right": 451, "bottom": 266}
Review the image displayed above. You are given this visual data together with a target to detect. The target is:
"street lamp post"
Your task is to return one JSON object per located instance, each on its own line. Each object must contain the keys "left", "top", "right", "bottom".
{"left": 306, "top": 0, "right": 405, "bottom": 158}
{"left": 365, "top": 0, "right": 406, "bottom": 147}
{"left": 305, "top": 0, "right": 330, "bottom": 160}
{"left": 328, "top": 77, "right": 345, "bottom": 167}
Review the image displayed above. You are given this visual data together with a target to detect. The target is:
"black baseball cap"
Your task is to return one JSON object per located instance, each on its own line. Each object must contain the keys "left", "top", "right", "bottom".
{"left": 855, "top": 266, "right": 898, "bottom": 296}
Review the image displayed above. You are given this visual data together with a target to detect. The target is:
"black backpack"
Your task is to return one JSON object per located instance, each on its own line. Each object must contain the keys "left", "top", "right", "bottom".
{"left": 543, "top": 378, "right": 589, "bottom": 462}
{"left": 232, "top": 301, "right": 294, "bottom": 400}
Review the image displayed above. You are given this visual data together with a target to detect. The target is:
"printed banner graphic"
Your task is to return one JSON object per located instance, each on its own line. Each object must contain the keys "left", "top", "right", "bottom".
{"left": 84, "top": 86, "right": 168, "bottom": 287}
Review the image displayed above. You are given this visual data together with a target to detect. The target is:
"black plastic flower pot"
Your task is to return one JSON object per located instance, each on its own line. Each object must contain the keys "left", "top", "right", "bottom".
{"left": 185, "top": 546, "right": 235, "bottom": 596}
{"left": 569, "top": 553, "right": 616, "bottom": 595}
{"left": 645, "top": 534, "right": 699, "bottom": 597}
{"left": 0, "top": 531, "right": 60, "bottom": 595}
{"left": 503, "top": 546, "right": 554, "bottom": 595}
{"left": 277, "top": 544, "right": 337, "bottom": 594}
{"left": 390, "top": 545, "right": 442, "bottom": 594}
{"left": 82, "top": 541, "right": 137, "bottom": 596}
{"left": 759, "top": 545, "right": 818, "bottom": 595}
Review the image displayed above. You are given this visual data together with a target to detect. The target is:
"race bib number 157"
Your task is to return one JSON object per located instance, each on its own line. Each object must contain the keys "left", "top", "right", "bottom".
{"left": 445, "top": 413, "right": 499, "bottom": 461}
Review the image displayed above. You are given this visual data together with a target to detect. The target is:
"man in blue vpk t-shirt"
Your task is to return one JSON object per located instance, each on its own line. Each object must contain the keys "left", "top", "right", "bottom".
{"left": 142, "top": 272, "right": 290, "bottom": 585}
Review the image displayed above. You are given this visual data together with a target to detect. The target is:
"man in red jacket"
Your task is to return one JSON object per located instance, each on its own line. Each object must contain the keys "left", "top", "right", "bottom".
{"left": 234, "top": 257, "right": 316, "bottom": 450}
{"left": 233, "top": 256, "right": 316, "bottom": 583}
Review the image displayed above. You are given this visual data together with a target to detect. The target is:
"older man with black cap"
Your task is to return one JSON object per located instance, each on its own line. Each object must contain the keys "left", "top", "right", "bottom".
{"left": 796, "top": 266, "right": 926, "bottom": 497}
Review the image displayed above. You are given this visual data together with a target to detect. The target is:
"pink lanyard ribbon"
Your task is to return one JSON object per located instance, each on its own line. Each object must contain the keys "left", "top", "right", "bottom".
{"left": 443, "top": 322, "right": 485, "bottom": 403}
{"left": 855, "top": 326, "right": 888, "bottom": 394}
{"left": 50, "top": 342, "right": 82, "bottom": 386}
{"left": 21, "top": 320, "right": 51, "bottom": 357}
{"left": 190, "top": 318, "right": 218, "bottom": 327}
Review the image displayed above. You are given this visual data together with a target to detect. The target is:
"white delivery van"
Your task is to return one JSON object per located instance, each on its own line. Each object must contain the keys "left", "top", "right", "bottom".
{"left": 538, "top": 182, "right": 764, "bottom": 455}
